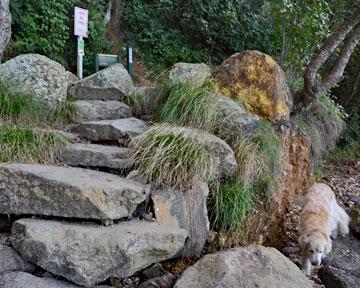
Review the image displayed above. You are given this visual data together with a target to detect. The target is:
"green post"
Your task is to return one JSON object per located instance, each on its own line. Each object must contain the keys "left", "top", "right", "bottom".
{"left": 126, "top": 47, "right": 133, "bottom": 76}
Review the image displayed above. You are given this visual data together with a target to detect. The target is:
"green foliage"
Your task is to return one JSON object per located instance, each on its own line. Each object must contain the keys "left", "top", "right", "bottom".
{"left": 8, "top": 0, "right": 112, "bottom": 75}
{"left": 208, "top": 180, "right": 253, "bottom": 233}
{"left": 125, "top": 0, "right": 277, "bottom": 66}
{"left": 129, "top": 124, "right": 217, "bottom": 188}
{"left": 0, "top": 80, "right": 78, "bottom": 126}
{"left": 251, "top": 119, "right": 282, "bottom": 196}
{"left": 156, "top": 80, "right": 219, "bottom": 132}
{"left": 268, "top": 0, "right": 332, "bottom": 91}
{"left": 0, "top": 126, "right": 68, "bottom": 163}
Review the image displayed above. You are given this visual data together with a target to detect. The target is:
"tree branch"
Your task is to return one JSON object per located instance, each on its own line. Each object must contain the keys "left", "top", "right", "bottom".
{"left": 303, "top": 8, "right": 360, "bottom": 96}
{"left": 319, "top": 25, "right": 360, "bottom": 93}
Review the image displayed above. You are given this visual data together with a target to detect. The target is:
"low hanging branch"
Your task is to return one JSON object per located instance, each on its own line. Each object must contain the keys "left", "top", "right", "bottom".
{"left": 297, "top": 8, "right": 360, "bottom": 105}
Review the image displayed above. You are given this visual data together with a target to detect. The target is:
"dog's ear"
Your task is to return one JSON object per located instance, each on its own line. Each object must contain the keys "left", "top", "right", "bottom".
{"left": 324, "top": 240, "right": 332, "bottom": 255}
{"left": 299, "top": 233, "right": 310, "bottom": 249}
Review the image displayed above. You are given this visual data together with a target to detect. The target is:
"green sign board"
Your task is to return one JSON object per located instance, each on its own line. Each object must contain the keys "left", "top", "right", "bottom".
{"left": 95, "top": 54, "right": 120, "bottom": 72}
{"left": 78, "top": 38, "right": 84, "bottom": 56}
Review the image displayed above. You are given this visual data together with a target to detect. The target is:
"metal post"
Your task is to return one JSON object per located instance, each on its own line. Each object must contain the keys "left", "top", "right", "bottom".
{"left": 77, "top": 36, "right": 84, "bottom": 79}
{"left": 126, "top": 47, "right": 133, "bottom": 76}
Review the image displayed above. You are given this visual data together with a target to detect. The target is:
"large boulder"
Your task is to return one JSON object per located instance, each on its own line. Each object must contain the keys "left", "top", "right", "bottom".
{"left": 174, "top": 246, "right": 312, "bottom": 288}
{"left": 0, "top": 245, "right": 35, "bottom": 274}
{"left": 68, "top": 63, "right": 134, "bottom": 100}
{"left": 0, "top": 54, "right": 68, "bottom": 106}
{"left": 59, "top": 143, "right": 133, "bottom": 174}
{"left": 213, "top": 50, "right": 292, "bottom": 121}
{"left": 0, "top": 272, "right": 113, "bottom": 288}
{"left": 0, "top": 163, "right": 148, "bottom": 221}
{"left": 152, "top": 183, "right": 209, "bottom": 257}
{"left": 215, "top": 95, "right": 259, "bottom": 139}
{"left": 169, "top": 63, "right": 211, "bottom": 84}
{"left": 319, "top": 235, "right": 360, "bottom": 288}
{"left": 0, "top": 0, "right": 11, "bottom": 62}
{"left": 74, "top": 100, "right": 132, "bottom": 121}
{"left": 72, "top": 117, "right": 147, "bottom": 146}
{"left": 11, "top": 219, "right": 188, "bottom": 286}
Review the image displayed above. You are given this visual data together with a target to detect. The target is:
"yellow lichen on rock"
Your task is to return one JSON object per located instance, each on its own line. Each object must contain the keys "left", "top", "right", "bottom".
{"left": 213, "top": 50, "right": 292, "bottom": 121}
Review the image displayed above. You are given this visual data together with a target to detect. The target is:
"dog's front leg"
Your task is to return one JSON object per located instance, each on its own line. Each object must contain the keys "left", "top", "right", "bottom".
{"left": 301, "top": 257, "right": 312, "bottom": 276}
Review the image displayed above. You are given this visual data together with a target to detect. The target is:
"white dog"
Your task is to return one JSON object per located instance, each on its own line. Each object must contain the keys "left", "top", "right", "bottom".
{"left": 299, "top": 183, "right": 350, "bottom": 275}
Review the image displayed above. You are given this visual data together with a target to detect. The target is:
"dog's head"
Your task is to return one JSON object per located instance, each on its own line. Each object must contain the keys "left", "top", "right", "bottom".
{"left": 299, "top": 233, "right": 332, "bottom": 266}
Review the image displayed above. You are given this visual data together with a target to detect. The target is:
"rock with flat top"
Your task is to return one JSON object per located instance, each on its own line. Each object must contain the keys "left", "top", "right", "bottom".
{"left": 12, "top": 219, "right": 187, "bottom": 286}
{"left": 59, "top": 143, "right": 132, "bottom": 173}
{"left": 72, "top": 117, "right": 147, "bottom": 145}
{"left": 74, "top": 100, "right": 132, "bottom": 121}
{"left": 68, "top": 63, "right": 134, "bottom": 100}
{"left": 0, "top": 163, "right": 148, "bottom": 220}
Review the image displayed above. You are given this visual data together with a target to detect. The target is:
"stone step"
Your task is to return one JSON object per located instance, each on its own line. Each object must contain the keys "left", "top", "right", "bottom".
{"left": 12, "top": 219, "right": 188, "bottom": 286}
{"left": 0, "top": 272, "right": 113, "bottom": 288}
{"left": 74, "top": 100, "right": 132, "bottom": 121}
{"left": 68, "top": 63, "right": 134, "bottom": 101}
{"left": 71, "top": 117, "right": 147, "bottom": 146}
{"left": 59, "top": 143, "right": 133, "bottom": 174}
{"left": 0, "top": 163, "right": 148, "bottom": 221}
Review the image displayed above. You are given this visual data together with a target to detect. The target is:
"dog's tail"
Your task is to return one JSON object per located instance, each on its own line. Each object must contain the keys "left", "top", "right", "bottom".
{"left": 338, "top": 204, "right": 350, "bottom": 235}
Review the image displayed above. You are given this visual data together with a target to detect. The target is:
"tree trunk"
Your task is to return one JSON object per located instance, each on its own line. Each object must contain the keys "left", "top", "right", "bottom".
{"left": 109, "top": 0, "right": 125, "bottom": 44}
{"left": 296, "top": 8, "right": 360, "bottom": 106}
{"left": 0, "top": 0, "right": 11, "bottom": 62}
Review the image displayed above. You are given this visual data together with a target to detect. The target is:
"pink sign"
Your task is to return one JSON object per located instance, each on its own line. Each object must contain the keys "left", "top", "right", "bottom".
{"left": 74, "top": 7, "right": 88, "bottom": 37}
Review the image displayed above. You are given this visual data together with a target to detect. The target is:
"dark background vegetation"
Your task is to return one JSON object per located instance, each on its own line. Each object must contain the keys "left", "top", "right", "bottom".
{"left": 4, "top": 0, "right": 359, "bottom": 152}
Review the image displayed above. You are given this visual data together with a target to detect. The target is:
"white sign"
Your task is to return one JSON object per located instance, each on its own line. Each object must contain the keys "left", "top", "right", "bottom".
{"left": 74, "top": 7, "right": 88, "bottom": 37}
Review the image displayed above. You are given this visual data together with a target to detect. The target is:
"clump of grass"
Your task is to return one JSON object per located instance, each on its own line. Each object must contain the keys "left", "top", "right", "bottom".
{"left": 129, "top": 124, "right": 217, "bottom": 189}
{"left": 123, "top": 92, "right": 145, "bottom": 116}
{"left": 0, "top": 80, "right": 78, "bottom": 126}
{"left": 293, "top": 92, "right": 345, "bottom": 160}
{"left": 231, "top": 135, "right": 265, "bottom": 188}
{"left": 208, "top": 179, "right": 253, "bottom": 233}
{"left": 0, "top": 126, "right": 68, "bottom": 163}
{"left": 156, "top": 80, "right": 219, "bottom": 132}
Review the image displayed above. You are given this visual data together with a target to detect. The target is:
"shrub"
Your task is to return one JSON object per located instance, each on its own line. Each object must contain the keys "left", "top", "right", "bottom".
{"left": 293, "top": 92, "right": 345, "bottom": 160}
{"left": 0, "top": 80, "right": 78, "bottom": 126}
{"left": 156, "top": 80, "right": 219, "bottom": 132}
{"left": 129, "top": 124, "right": 217, "bottom": 188}
{"left": 0, "top": 126, "right": 68, "bottom": 163}
{"left": 8, "top": 0, "right": 112, "bottom": 76}
{"left": 208, "top": 179, "right": 253, "bottom": 233}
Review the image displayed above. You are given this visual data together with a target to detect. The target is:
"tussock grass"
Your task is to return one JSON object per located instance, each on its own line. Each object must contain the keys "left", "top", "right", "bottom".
{"left": 156, "top": 80, "right": 219, "bottom": 132}
{"left": 0, "top": 80, "right": 78, "bottom": 126}
{"left": 208, "top": 180, "right": 253, "bottom": 233}
{"left": 123, "top": 92, "right": 145, "bottom": 116}
{"left": 231, "top": 135, "right": 264, "bottom": 188}
{"left": 251, "top": 120, "right": 282, "bottom": 196}
{"left": 0, "top": 126, "right": 68, "bottom": 163}
{"left": 293, "top": 93, "right": 345, "bottom": 160}
{"left": 129, "top": 124, "right": 217, "bottom": 188}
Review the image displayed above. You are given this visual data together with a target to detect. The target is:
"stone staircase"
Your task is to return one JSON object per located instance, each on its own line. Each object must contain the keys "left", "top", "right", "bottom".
{"left": 0, "top": 67, "right": 188, "bottom": 287}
